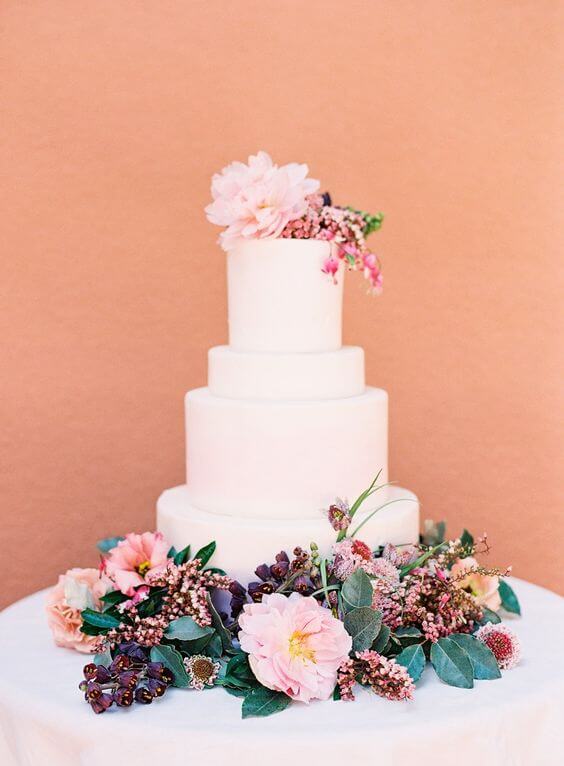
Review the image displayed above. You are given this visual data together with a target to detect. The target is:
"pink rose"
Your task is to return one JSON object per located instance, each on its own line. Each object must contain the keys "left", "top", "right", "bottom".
{"left": 238, "top": 592, "right": 352, "bottom": 704}
{"left": 451, "top": 556, "right": 502, "bottom": 610}
{"left": 104, "top": 531, "right": 170, "bottom": 596}
{"left": 46, "top": 568, "right": 109, "bottom": 653}
{"left": 205, "top": 151, "right": 320, "bottom": 251}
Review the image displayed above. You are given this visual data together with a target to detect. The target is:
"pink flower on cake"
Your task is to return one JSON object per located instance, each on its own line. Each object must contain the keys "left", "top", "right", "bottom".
{"left": 332, "top": 538, "right": 400, "bottom": 583}
{"left": 238, "top": 592, "right": 352, "bottom": 703}
{"left": 104, "top": 532, "right": 171, "bottom": 596}
{"left": 46, "top": 568, "right": 109, "bottom": 653}
{"left": 450, "top": 556, "right": 502, "bottom": 610}
{"left": 475, "top": 622, "right": 521, "bottom": 670}
{"left": 205, "top": 151, "right": 320, "bottom": 251}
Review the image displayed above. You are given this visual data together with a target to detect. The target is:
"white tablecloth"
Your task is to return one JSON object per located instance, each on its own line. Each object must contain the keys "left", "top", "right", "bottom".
{"left": 0, "top": 579, "right": 562, "bottom": 766}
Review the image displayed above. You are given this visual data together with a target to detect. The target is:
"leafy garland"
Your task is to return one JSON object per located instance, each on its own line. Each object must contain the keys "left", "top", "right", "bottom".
{"left": 73, "top": 479, "right": 521, "bottom": 718}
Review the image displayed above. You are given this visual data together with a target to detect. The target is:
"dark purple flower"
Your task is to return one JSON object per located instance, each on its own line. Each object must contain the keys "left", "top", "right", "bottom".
{"left": 145, "top": 662, "right": 165, "bottom": 680}
{"left": 109, "top": 654, "right": 131, "bottom": 674}
{"left": 270, "top": 552, "right": 290, "bottom": 580}
{"left": 118, "top": 642, "right": 149, "bottom": 662}
{"left": 85, "top": 681, "right": 103, "bottom": 701}
{"left": 113, "top": 687, "right": 134, "bottom": 707}
{"left": 160, "top": 666, "right": 174, "bottom": 686}
{"left": 134, "top": 686, "right": 153, "bottom": 705}
{"left": 254, "top": 564, "right": 271, "bottom": 581}
{"left": 248, "top": 581, "right": 275, "bottom": 602}
{"left": 146, "top": 677, "right": 167, "bottom": 697}
{"left": 83, "top": 663, "right": 98, "bottom": 681}
{"left": 90, "top": 692, "right": 113, "bottom": 714}
{"left": 293, "top": 575, "right": 311, "bottom": 594}
{"left": 118, "top": 670, "right": 139, "bottom": 690}
{"left": 94, "top": 665, "right": 112, "bottom": 683}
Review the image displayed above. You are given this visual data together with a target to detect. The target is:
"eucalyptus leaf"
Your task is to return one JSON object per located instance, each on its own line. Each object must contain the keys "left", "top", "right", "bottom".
{"left": 96, "top": 536, "right": 124, "bottom": 554}
{"left": 204, "top": 632, "right": 224, "bottom": 658}
{"left": 224, "top": 685, "right": 247, "bottom": 698}
{"left": 430, "top": 637, "right": 474, "bottom": 689}
{"left": 81, "top": 608, "right": 120, "bottom": 629}
{"left": 499, "top": 580, "right": 521, "bottom": 615}
{"left": 150, "top": 644, "right": 190, "bottom": 687}
{"left": 481, "top": 606, "right": 502, "bottom": 625}
{"left": 193, "top": 541, "right": 216, "bottom": 568}
{"left": 165, "top": 615, "right": 215, "bottom": 642}
{"left": 449, "top": 634, "right": 501, "bottom": 680}
{"left": 395, "top": 644, "right": 426, "bottom": 683}
{"left": 241, "top": 687, "right": 292, "bottom": 719}
{"left": 93, "top": 649, "right": 113, "bottom": 666}
{"left": 372, "top": 623, "right": 391, "bottom": 653}
{"left": 341, "top": 569, "right": 374, "bottom": 611}
{"left": 344, "top": 607, "right": 382, "bottom": 652}
{"left": 206, "top": 593, "right": 233, "bottom": 651}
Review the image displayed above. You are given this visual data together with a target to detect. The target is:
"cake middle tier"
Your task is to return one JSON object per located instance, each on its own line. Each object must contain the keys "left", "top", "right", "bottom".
{"left": 185, "top": 386, "right": 388, "bottom": 519}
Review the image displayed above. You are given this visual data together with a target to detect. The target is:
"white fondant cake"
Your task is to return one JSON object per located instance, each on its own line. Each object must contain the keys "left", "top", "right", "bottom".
{"left": 157, "top": 238, "right": 419, "bottom": 578}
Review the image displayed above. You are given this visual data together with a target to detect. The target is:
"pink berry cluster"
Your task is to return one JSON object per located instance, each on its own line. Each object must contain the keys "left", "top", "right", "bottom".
{"left": 280, "top": 194, "right": 384, "bottom": 292}
{"left": 99, "top": 560, "right": 231, "bottom": 649}
{"left": 338, "top": 650, "right": 415, "bottom": 702}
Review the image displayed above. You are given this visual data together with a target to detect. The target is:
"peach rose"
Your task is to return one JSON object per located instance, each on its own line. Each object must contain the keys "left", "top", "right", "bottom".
{"left": 451, "top": 556, "right": 501, "bottom": 611}
{"left": 46, "top": 568, "right": 109, "bottom": 653}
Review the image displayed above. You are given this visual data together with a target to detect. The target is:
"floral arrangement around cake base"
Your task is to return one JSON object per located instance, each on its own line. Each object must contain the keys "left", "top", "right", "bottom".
{"left": 205, "top": 151, "right": 385, "bottom": 292}
{"left": 46, "top": 474, "right": 522, "bottom": 718}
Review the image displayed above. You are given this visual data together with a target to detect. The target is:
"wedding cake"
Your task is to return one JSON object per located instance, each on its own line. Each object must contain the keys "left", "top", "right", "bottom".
{"left": 157, "top": 154, "right": 419, "bottom": 582}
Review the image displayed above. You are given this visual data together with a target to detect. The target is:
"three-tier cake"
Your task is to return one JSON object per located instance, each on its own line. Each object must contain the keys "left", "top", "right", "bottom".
{"left": 157, "top": 238, "right": 419, "bottom": 583}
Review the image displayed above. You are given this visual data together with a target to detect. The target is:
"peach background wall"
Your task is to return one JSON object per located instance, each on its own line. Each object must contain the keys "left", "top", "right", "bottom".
{"left": 1, "top": 1, "right": 563, "bottom": 608}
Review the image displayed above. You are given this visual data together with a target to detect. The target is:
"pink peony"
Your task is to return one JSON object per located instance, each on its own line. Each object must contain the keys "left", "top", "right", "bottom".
{"left": 205, "top": 151, "right": 320, "bottom": 251}
{"left": 450, "top": 556, "right": 502, "bottom": 610}
{"left": 104, "top": 532, "right": 171, "bottom": 596}
{"left": 46, "top": 568, "right": 109, "bottom": 653}
{"left": 238, "top": 592, "right": 352, "bottom": 703}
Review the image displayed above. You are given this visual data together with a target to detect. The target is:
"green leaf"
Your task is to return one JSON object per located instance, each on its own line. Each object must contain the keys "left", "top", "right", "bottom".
{"left": 206, "top": 593, "right": 233, "bottom": 652}
{"left": 481, "top": 606, "right": 502, "bottom": 624}
{"left": 150, "top": 644, "right": 190, "bottom": 687}
{"left": 165, "top": 615, "right": 214, "bottom": 642}
{"left": 449, "top": 634, "right": 501, "bottom": 680}
{"left": 344, "top": 607, "right": 382, "bottom": 652}
{"left": 395, "top": 626, "right": 422, "bottom": 638}
{"left": 341, "top": 569, "right": 373, "bottom": 611}
{"left": 224, "top": 685, "right": 247, "bottom": 698}
{"left": 204, "top": 566, "right": 228, "bottom": 576}
{"left": 241, "top": 687, "right": 292, "bottom": 719}
{"left": 204, "top": 633, "right": 224, "bottom": 658}
{"left": 193, "top": 541, "right": 216, "bottom": 568}
{"left": 81, "top": 608, "right": 120, "bottom": 629}
{"left": 96, "top": 536, "right": 124, "bottom": 553}
{"left": 174, "top": 544, "right": 191, "bottom": 565}
{"left": 225, "top": 653, "right": 256, "bottom": 686}
{"left": 430, "top": 638, "right": 474, "bottom": 688}
{"left": 460, "top": 529, "right": 474, "bottom": 553}
{"left": 395, "top": 644, "right": 426, "bottom": 683}
{"left": 333, "top": 684, "right": 341, "bottom": 701}
{"left": 136, "top": 587, "right": 168, "bottom": 617}
{"left": 99, "top": 590, "right": 129, "bottom": 608}
{"left": 93, "top": 649, "right": 113, "bottom": 666}
{"left": 499, "top": 580, "right": 521, "bottom": 615}
{"left": 372, "top": 624, "right": 391, "bottom": 653}
{"left": 177, "top": 635, "right": 214, "bottom": 655}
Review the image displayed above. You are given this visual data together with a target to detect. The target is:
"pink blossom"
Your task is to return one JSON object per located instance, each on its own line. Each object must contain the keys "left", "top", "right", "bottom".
{"left": 205, "top": 151, "right": 319, "bottom": 251}
{"left": 475, "top": 622, "right": 521, "bottom": 670}
{"left": 332, "top": 539, "right": 399, "bottom": 583}
{"left": 238, "top": 592, "right": 352, "bottom": 703}
{"left": 450, "top": 556, "right": 502, "bottom": 610}
{"left": 104, "top": 532, "right": 171, "bottom": 596}
{"left": 321, "top": 254, "right": 340, "bottom": 282}
{"left": 46, "top": 568, "right": 109, "bottom": 653}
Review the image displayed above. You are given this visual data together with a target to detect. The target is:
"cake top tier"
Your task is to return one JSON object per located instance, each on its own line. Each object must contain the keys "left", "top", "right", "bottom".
{"left": 205, "top": 151, "right": 385, "bottom": 294}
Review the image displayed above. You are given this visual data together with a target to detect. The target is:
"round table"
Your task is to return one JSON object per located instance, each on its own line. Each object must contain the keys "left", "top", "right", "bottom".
{"left": 0, "top": 579, "right": 562, "bottom": 766}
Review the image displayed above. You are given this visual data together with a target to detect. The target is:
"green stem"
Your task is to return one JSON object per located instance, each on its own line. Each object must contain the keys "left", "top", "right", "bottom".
{"left": 348, "top": 497, "right": 418, "bottom": 539}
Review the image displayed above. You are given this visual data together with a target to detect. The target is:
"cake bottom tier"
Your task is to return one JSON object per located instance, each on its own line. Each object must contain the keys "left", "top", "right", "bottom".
{"left": 157, "top": 485, "right": 419, "bottom": 584}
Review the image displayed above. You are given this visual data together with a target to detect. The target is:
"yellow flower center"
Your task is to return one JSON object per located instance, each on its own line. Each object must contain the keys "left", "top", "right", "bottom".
{"left": 136, "top": 560, "right": 151, "bottom": 576}
{"left": 288, "top": 630, "right": 316, "bottom": 663}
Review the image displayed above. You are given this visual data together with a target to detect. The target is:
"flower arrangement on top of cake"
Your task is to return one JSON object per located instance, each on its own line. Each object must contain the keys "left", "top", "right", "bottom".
{"left": 205, "top": 151, "right": 384, "bottom": 292}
